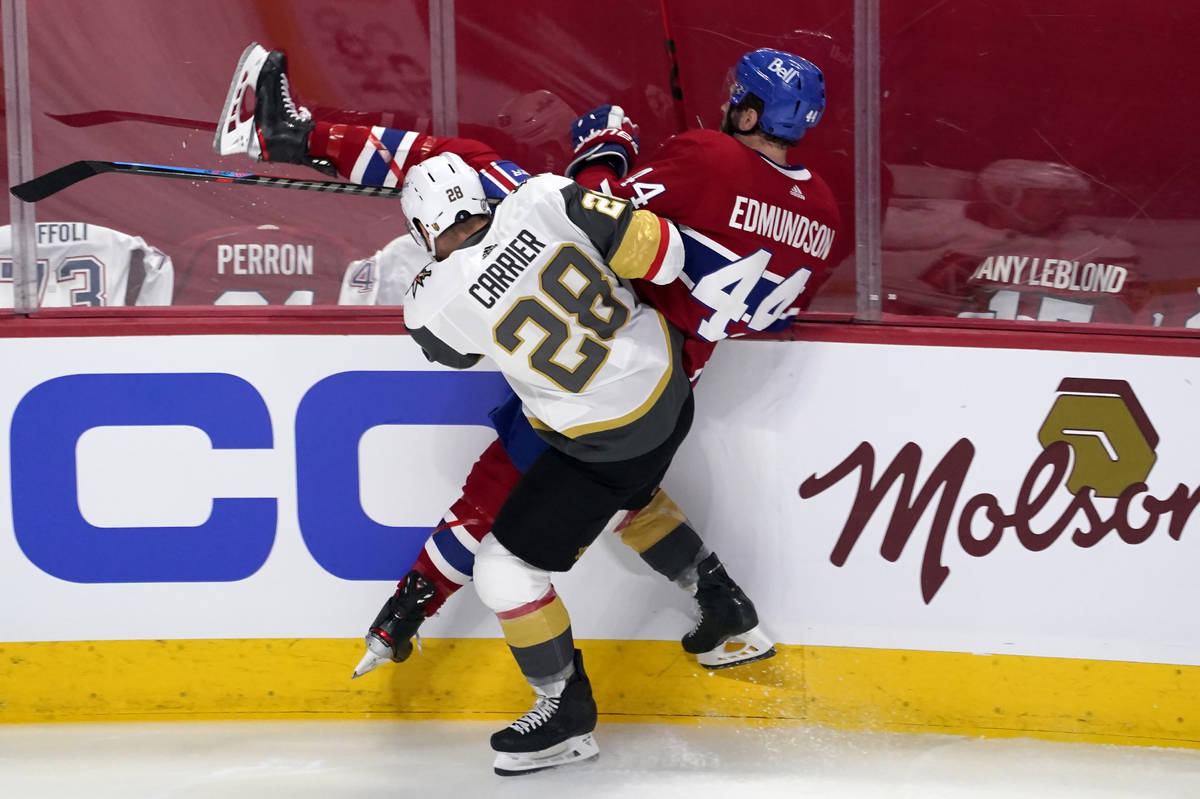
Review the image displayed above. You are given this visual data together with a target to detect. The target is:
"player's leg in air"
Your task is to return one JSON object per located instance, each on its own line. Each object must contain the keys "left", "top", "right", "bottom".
{"left": 215, "top": 43, "right": 775, "bottom": 674}
{"left": 213, "top": 43, "right": 336, "bottom": 175}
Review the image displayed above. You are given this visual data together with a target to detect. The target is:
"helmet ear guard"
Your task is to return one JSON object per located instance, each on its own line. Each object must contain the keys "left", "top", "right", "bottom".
{"left": 406, "top": 217, "right": 431, "bottom": 252}
{"left": 730, "top": 48, "right": 825, "bottom": 141}
{"left": 400, "top": 152, "right": 490, "bottom": 255}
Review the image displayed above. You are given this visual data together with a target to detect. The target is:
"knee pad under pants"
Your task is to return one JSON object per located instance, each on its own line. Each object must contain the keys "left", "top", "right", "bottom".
{"left": 474, "top": 533, "right": 553, "bottom": 613}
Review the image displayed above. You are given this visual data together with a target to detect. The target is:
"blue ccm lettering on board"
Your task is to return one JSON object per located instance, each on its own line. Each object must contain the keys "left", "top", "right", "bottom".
{"left": 10, "top": 373, "right": 276, "bottom": 583}
{"left": 294, "top": 370, "right": 512, "bottom": 580}
{"left": 9, "top": 370, "right": 513, "bottom": 583}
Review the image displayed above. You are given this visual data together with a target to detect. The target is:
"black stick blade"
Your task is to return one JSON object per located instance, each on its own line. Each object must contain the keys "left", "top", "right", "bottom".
{"left": 10, "top": 160, "right": 110, "bottom": 202}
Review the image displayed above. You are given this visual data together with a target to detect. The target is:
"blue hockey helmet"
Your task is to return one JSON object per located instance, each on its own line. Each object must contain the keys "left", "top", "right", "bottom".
{"left": 729, "top": 49, "right": 825, "bottom": 141}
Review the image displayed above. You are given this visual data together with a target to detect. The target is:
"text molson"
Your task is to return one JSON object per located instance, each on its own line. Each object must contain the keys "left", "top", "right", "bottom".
{"left": 798, "top": 439, "right": 1200, "bottom": 603}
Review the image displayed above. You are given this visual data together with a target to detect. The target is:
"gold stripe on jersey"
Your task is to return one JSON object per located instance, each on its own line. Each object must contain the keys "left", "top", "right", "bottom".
{"left": 528, "top": 313, "right": 678, "bottom": 438}
{"left": 609, "top": 209, "right": 667, "bottom": 279}
{"left": 618, "top": 490, "right": 689, "bottom": 553}
{"left": 498, "top": 594, "right": 572, "bottom": 649}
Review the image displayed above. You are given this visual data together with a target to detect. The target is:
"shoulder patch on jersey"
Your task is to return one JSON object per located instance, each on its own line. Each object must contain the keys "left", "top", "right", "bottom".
{"left": 408, "top": 265, "right": 432, "bottom": 298}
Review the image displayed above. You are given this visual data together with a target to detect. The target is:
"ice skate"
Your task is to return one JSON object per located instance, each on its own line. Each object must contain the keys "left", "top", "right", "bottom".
{"left": 683, "top": 553, "right": 777, "bottom": 669}
{"left": 351, "top": 570, "right": 437, "bottom": 678}
{"left": 491, "top": 649, "right": 599, "bottom": 776}
{"left": 213, "top": 42, "right": 335, "bottom": 174}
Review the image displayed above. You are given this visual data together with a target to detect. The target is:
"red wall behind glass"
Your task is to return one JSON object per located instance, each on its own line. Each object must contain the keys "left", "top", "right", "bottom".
{"left": 6, "top": 1, "right": 1198, "bottom": 316}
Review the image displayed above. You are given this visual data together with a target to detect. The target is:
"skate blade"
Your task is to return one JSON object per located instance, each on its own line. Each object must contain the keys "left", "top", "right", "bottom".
{"left": 351, "top": 633, "right": 417, "bottom": 678}
{"left": 213, "top": 42, "right": 269, "bottom": 156}
{"left": 351, "top": 649, "right": 390, "bottom": 679}
{"left": 493, "top": 732, "right": 599, "bottom": 776}
{"left": 697, "top": 625, "right": 777, "bottom": 670}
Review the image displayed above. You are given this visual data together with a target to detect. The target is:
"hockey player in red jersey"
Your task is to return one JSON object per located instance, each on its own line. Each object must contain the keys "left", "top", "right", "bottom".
{"left": 567, "top": 53, "right": 841, "bottom": 380}
{"left": 213, "top": 44, "right": 838, "bottom": 684}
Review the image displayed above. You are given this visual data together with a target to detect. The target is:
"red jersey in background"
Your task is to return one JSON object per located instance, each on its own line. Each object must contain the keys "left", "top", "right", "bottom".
{"left": 173, "top": 223, "right": 360, "bottom": 306}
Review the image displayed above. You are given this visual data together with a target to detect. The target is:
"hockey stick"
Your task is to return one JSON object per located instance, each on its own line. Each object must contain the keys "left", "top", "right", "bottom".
{"left": 659, "top": 0, "right": 690, "bottom": 132}
{"left": 47, "top": 110, "right": 217, "bottom": 131}
{"left": 10, "top": 160, "right": 403, "bottom": 203}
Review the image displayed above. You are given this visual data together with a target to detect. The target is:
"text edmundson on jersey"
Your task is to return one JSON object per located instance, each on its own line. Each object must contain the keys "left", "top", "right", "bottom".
{"left": 727, "top": 195, "right": 835, "bottom": 260}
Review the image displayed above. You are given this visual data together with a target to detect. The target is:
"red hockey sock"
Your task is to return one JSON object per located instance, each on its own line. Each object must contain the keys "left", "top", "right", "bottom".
{"left": 405, "top": 438, "right": 523, "bottom": 616}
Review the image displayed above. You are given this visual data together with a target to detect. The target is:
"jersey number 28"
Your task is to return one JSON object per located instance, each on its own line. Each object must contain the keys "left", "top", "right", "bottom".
{"left": 494, "top": 245, "right": 630, "bottom": 393}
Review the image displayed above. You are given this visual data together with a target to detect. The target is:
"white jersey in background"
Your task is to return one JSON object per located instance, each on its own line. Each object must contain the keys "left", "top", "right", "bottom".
{"left": 404, "top": 174, "right": 689, "bottom": 461}
{"left": 0, "top": 222, "right": 173, "bottom": 307}
{"left": 338, "top": 233, "right": 431, "bottom": 306}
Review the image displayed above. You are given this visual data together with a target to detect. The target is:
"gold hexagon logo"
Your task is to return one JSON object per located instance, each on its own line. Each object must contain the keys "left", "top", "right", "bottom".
{"left": 1037, "top": 378, "right": 1158, "bottom": 498}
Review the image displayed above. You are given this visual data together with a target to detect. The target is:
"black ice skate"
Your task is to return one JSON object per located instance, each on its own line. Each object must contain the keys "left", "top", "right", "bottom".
{"left": 351, "top": 570, "right": 437, "bottom": 678}
{"left": 213, "top": 42, "right": 336, "bottom": 175}
{"left": 491, "top": 649, "right": 599, "bottom": 776}
{"left": 682, "top": 553, "right": 777, "bottom": 669}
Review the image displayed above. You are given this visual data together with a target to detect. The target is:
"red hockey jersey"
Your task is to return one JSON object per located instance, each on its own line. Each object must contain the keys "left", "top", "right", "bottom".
{"left": 578, "top": 130, "right": 842, "bottom": 377}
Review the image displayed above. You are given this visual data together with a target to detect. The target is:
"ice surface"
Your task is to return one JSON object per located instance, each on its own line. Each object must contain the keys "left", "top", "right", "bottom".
{"left": 1, "top": 719, "right": 1198, "bottom": 798}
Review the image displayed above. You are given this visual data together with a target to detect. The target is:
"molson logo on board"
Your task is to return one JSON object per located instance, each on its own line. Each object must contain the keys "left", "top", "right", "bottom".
{"left": 799, "top": 378, "right": 1200, "bottom": 603}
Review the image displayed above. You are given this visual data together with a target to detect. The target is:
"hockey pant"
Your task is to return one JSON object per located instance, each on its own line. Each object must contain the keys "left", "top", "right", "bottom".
{"left": 406, "top": 392, "right": 709, "bottom": 618}
{"left": 475, "top": 391, "right": 694, "bottom": 686}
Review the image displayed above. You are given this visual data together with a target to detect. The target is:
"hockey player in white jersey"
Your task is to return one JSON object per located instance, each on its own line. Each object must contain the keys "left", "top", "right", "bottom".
{"left": 401, "top": 153, "right": 691, "bottom": 775}
{"left": 0, "top": 222, "right": 173, "bottom": 307}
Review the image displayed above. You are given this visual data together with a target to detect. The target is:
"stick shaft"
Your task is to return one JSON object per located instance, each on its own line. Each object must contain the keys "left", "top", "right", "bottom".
{"left": 659, "top": 0, "right": 689, "bottom": 133}
{"left": 10, "top": 160, "right": 403, "bottom": 203}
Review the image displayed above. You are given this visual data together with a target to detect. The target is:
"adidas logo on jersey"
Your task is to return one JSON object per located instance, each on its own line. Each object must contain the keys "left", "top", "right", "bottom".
{"left": 790, "top": 185, "right": 806, "bottom": 200}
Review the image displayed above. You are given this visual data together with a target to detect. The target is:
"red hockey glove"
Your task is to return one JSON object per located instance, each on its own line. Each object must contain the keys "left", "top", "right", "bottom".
{"left": 566, "top": 104, "right": 640, "bottom": 180}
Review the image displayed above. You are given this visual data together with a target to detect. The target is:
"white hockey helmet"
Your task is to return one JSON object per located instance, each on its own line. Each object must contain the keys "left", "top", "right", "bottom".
{"left": 400, "top": 152, "right": 490, "bottom": 255}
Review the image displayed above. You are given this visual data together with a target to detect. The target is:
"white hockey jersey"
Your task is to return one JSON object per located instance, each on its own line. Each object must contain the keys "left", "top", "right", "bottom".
{"left": 404, "top": 174, "right": 689, "bottom": 461}
{"left": 338, "top": 233, "right": 431, "bottom": 306}
{"left": 0, "top": 222, "right": 173, "bottom": 307}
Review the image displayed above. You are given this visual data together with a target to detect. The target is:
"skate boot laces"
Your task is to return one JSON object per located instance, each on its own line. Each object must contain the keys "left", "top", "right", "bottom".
{"left": 509, "top": 696, "right": 561, "bottom": 734}
{"left": 278, "top": 74, "right": 312, "bottom": 123}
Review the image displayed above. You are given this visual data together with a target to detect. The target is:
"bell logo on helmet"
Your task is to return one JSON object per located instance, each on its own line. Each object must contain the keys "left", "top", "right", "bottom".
{"left": 767, "top": 58, "right": 800, "bottom": 84}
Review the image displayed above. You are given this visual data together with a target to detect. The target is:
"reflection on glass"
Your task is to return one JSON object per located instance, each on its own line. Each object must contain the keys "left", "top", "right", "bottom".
{"left": 0, "top": 222, "right": 173, "bottom": 308}
{"left": 172, "top": 223, "right": 359, "bottom": 306}
{"left": 493, "top": 90, "right": 577, "bottom": 177}
{"left": 883, "top": 160, "right": 1157, "bottom": 325}
{"left": 337, "top": 233, "right": 428, "bottom": 307}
